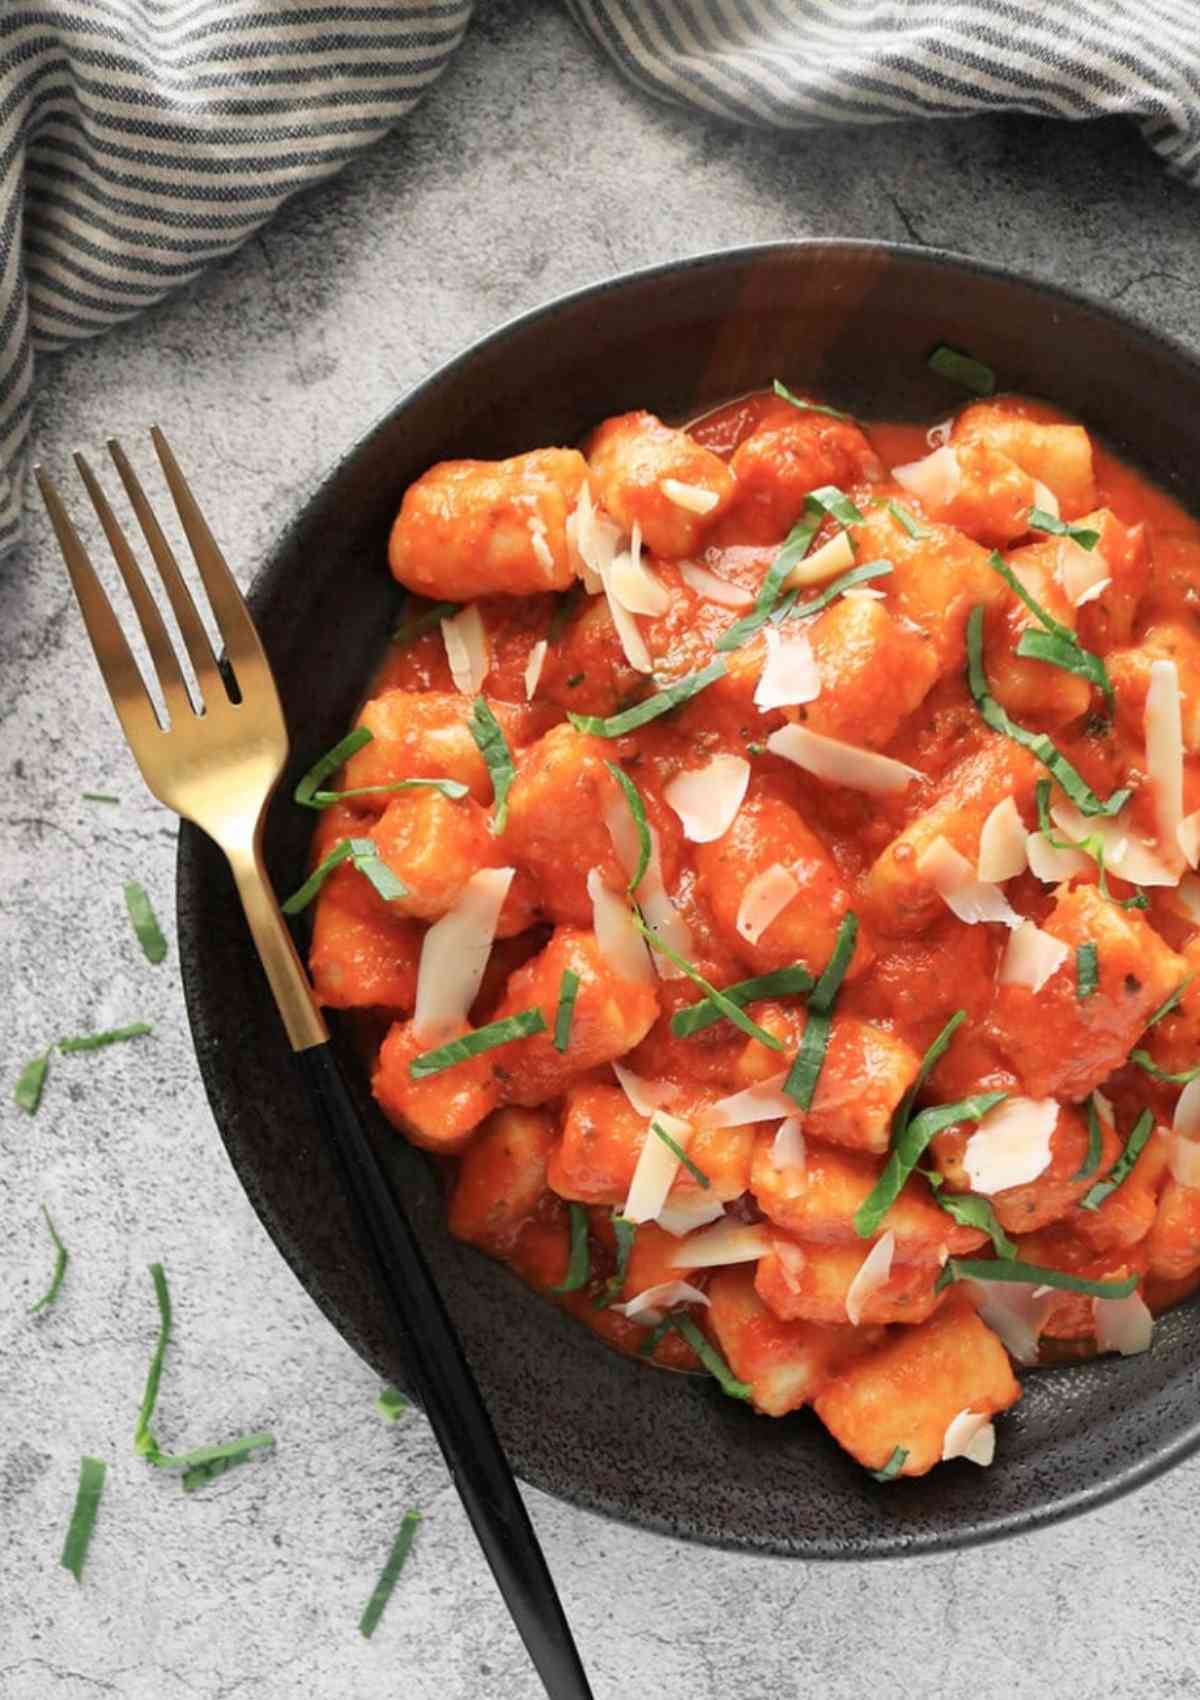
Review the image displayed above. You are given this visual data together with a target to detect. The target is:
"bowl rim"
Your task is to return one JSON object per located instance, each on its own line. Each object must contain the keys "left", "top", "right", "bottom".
{"left": 179, "top": 236, "right": 1200, "bottom": 1560}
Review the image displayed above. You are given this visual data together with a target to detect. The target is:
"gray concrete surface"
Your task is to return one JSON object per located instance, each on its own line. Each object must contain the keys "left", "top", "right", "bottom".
{"left": 3, "top": 2, "right": 1200, "bottom": 1695}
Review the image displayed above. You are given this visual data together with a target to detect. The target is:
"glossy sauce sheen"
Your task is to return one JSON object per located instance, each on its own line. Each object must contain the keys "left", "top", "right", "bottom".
{"left": 305, "top": 387, "right": 1200, "bottom": 1480}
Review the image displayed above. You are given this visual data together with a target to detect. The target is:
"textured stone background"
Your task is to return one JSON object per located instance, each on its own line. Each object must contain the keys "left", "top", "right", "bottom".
{"left": 4, "top": 3, "right": 1200, "bottom": 1696}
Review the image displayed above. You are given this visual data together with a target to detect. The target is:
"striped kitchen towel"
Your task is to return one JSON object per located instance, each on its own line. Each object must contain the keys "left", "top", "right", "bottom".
{"left": 4, "top": 2, "right": 1200, "bottom": 561}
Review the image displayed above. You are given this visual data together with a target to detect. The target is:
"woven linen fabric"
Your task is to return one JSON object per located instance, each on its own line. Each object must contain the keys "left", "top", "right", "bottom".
{"left": 0, "top": 1, "right": 471, "bottom": 556}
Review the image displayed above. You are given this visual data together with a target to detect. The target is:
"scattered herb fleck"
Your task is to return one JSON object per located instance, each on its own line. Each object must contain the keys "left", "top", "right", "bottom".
{"left": 359, "top": 1510, "right": 422, "bottom": 1639}
{"left": 124, "top": 880, "right": 167, "bottom": 964}
{"left": 31, "top": 1204, "right": 69, "bottom": 1314}
{"left": 408, "top": 1009, "right": 546, "bottom": 1079}
{"left": 928, "top": 344, "right": 995, "bottom": 395}
{"left": 60, "top": 1456, "right": 106, "bottom": 1583}
{"left": 550, "top": 1203, "right": 591, "bottom": 1293}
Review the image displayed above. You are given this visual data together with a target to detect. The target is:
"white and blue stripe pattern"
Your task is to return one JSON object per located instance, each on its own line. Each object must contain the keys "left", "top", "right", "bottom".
{"left": 5, "top": 1, "right": 1200, "bottom": 558}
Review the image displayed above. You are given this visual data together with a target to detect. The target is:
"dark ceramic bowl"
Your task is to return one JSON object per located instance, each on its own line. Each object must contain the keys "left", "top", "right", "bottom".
{"left": 178, "top": 241, "right": 1200, "bottom": 1558}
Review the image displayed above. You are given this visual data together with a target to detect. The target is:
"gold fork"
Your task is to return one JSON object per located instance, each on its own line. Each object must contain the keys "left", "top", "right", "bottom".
{"left": 36, "top": 433, "right": 594, "bottom": 1700}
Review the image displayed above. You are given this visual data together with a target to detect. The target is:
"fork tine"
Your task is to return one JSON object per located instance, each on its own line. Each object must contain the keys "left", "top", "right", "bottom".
{"left": 150, "top": 426, "right": 274, "bottom": 692}
{"left": 35, "top": 466, "right": 164, "bottom": 748}
{"left": 106, "top": 436, "right": 224, "bottom": 707}
{"left": 73, "top": 451, "right": 195, "bottom": 725}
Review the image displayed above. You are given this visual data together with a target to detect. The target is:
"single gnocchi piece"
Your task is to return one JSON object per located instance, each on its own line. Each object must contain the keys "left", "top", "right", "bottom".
{"left": 369, "top": 788, "right": 536, "bottom": 932}
{"left": 932, "top": 1102, "right": 1122, "bottom": 1236}
{"left": 704, "top": 1265, "right": 872, "bottom": 1417}
{"left": 587, "top": 411, "right": 735, "bottom": 558}
{"left": 952, "top": 402, "right": 1096, "bottom": 519}
{"left": 547, "top": 1084, "right": 754, "bottom": 1205}
{"left": 804, "top": 593, "right": 941, "bottom": 751}
{"left": 309, "top": 861, "right": 423, "bottom": 1012}
{"left": 984, "top": 552, "right": 1093, "bottom": 730}
{"left": 756, "top": 1238, "right": 946, "bottom": 1327}
{"left": 724, "top": 408, "right": 882, "bottom": 542}
{"left": 373, "top": 1017, "right": 501, "bottom": 1152}
{"left": 813, "top": 1292, "right": 1021, "bottom": 1476}
{"left": 447, "top": 1107, "right": 558, "bottom": 1253}
{"left": 389, "top": 448, "right": 589, "bottom": 599}
{"left": 896, "top": 437, "right": 1043, "bottom": 549}
{"left": 344, "top": 690, "right": 548, "bottom": 806}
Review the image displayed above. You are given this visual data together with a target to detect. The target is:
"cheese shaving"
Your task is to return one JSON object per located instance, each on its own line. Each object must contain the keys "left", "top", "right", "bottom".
{"left": 1174, "top": 1076, "right": 1200, "bottom": 1141}
{"left": 736, "top": 863, "right": 799, "bottom": 946}
{"left": 567, "top": 483, "right": 619, "bottom": 593}
{"left": 623, "top": 1109, "right": 695, "bottom": 1224}
{"left": 917, "top": 836, "right": 1022, "bottom": 927}
{"left": 664, "top": 753, "right": 750, "bottom": 843}
{"left": 1092, "top": 1292, "right": 1154, "bottom": 1357}
{"left": 1026, "top": 830, "right": 1090, "bottom": 883}
{"left": 1030, "top": 479, "right": 1060, "bottom": 520}
{"left": 773, "top": 1237, "right": 808, "bottom": 1294}
{"left": 977, "top": 796, "right": 1029, "bottom": 883}
{"left": 1051, "top": 799, "right": 1178, "bottom": 888}
{"left": 771, "top": 1116, "right": 806, "bottom": 1175}
{"left": 964, "top": 1277, "right": 1054, "bottom": 1366}
{"left": 941, "top": 1409, "right": 996, "bottom": 1466}
{"left": 440, "top": 604, "right": 489, "bottom": 697}
{"left": 604, "top": 802, "right": 692, "bottom": 977}
{"left": 1145, "top": 657, "right": 1186, "bottom": 874}
{"left": 612, "top": 1061, "right": 680, "bottom": 1119}
{"left": 412, "top": 867, "right": 515, "bottom": 1041}
{"left": 782, "top": 527, "right": 855, "bottom": 590}
{"left": 1177, "top": 810, "right": 1200, "bottom": 870}
{"left": 660, "top": 478, "right": 720, "bottom": 516}
{"left": 528, "top": 516, "right": 555, "bottom": 575}
{"left": 524, "top": 639, "right": 547, "bottom": 701}
{"left": 893, "top": 445, "right": 962, "bottom": 510}
{"left": 845, "top": 1231, "right": 895, "bottom": 1326}
{"left": 1175, "top": 874, "right": 1200, "bottom": 923}
{"left": 998, "top": 919, "right": 1069, "bottom": 994}
{"left": 701, "top": 1073, "right": 795, "bottom": 1129}
{"left": 962, "top": 1096, "right": 1057, "bottom": 1194}
{"left": 656, "top": 1196, "right": 727, "bottom": 1238}
{"left": 767, "top": 723, "right": 921, "bottom": 795}
{"left": 609, "top": 523, "right": 671, "bottom": 617}
{"left": 754, "top": 625, "right": 820, "bottom": 711}
{"left": 615, "top": 1279, "right": 709, "bottom": 1325}
{"left": 1057, "top": 535, "right": 1110, "bottom": 607}
{"left": 670, "top": 1223, "right": 771, "bottom": 1268}
{"left": 587, "top": 867, "right": 654, "bottom": 987}
{"left": 677, "top": 560, "right": 754, "bottom": 608}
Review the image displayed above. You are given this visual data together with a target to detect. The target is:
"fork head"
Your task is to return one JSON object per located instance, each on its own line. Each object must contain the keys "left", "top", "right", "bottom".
{"left": 36, "top": 429, "right": 289, "bottom": 851}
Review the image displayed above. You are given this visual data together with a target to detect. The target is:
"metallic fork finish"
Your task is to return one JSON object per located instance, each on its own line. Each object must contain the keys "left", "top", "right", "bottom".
{"left": 37, "top": 436, "right": 595, "bottom": 1700}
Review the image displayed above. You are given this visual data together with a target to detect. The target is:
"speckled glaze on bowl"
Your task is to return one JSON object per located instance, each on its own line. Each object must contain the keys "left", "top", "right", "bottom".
{"left": 177, "top": 241, "right": 1200, "bottom": 1558}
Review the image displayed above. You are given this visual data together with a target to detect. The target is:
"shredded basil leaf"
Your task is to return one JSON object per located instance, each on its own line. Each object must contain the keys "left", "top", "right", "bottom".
{"left": 568, "top": 659, "right": 727, "bottom": 735}
{"left": 870, "top": 1447, "right": 908, "bottom": 1483}
{"left": 124, "top": 880, "right": 167, "bottom": 965}
{"left": 1028, "top": 508, "right": 1101, "bottom": 551}
{"left": 294, "top": 727, "right": 374, "bottom": 808}
{"left": 60, "top": 1456, "right": 106, "bottom": 1582}
{"left": 281, "top": 836, "right": 406, "bottom": 914}
{"left": 408, "top": 1009, "right": 546, "bottom": 1080}
{"left": 988, "top": 551, "right": 1112, "bottom": 707}
{"left": 82, "top": 792, "right": 119, "bottom": 804}
{"left": 652, "top": 1120, "right": 711, "bottom": 1190}
{"left": 633, "top": 915, "right": 784, "bottom": 1051}
{"left": 312, "top": 777, "right": 469, "bottom": 809}
{"left": 553, "top": 968, "right": 581, "bottom": 1054}
{"left": 855, "top": 1091, "right": 1008, "bottom": 1240}
{"left": 671, "top": 965, "right": 815, "bottom": 1039}
{"left": 1073, "top": 1095, "right": 1105, "bottom": 1181}
{"left": 783, "top": 915, "right": 858, "bottom": 1108}
{"left": 31, "top": 1204, "right": 69, "bottom": 1314}
{"left": 134, "top": 1263, "right": 173, "bottom": 1461}
{"left": 15, "top": 1048, "right": 51, "bottom": 1114}
{"left": 375, "top": 1387, "right": 408, "bottom": 1423}
{"left": 178, "top": 1433, "right": 275, "bottom": 1492}
{"left": 637, "top": 1315, "right": 674, "bottom": 1358}
{"left": 892, "top": 1010, "right": 967, "bottom": 1141}
{"left": 806, "top": 484, "right": 865, "bottom": 528}
{"left": 606, "top": 762, "right": 651, "bottom": 892}
{"left": 928, "top": 343, "right": 995, "bottom": 395}
{"left": 392, "top": 598, "right": 456, "bottom": 646}
{"left": 887, "top": 501, "right": 926, "bottom": 540}
{"left": 1129, "top": 1051, "right": 1200, "bottom": 1085}
{"left": 468, "top": 697, "right": 516, "bottom": 834}
{"left": 59, "top": 1023, "right": 152, "bottom": 1054}
{"left": 551, "top": 1203, "right": 592, "bottom": 1293}
{"left": 714, "top": 523, "right": 821, "bottom": 651}
{"left": 966, "top": 606, "right": 1129, "bottom": 817}
{"left": 669, "top": 1312, "right": 751, "bottom": 1401}
{"left": 1145, "top": 979, "right": 1193, "bottom": 1030}
{"left": 926, "top": 1188, "right": 1016, "bottom": 1259}
{"left": 772, "top": 377, "right": 852, "bottom": 422}
{"left": 359, "top": 1510, "right": 422, "bottom": 1639}
{"left": 936, "top": 1257, "right": 1138, "bottom": 1298}
{"left": 594, "top": 1214, "right": 637, "bottom": 1310}
{"left": 1034, "top": 779, "right": 1147, "bottom": 910}
{"left": 773, "top": 559, "right": 894, "bottom": 627}
{"left": 1076, "top": 942, "right": 1099, "bottom": 1000}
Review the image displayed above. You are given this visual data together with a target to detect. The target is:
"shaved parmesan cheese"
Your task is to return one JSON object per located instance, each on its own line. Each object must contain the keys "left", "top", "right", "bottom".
{"left": 568, "top": 483, "right": 619, "bottom": 593}
{"left": 1030, "top": 479, "right": 1060, "bottom": 520}
{"left": 1057, "top": 536, "right": 1110, "bottom": 607}
{"left": 962, "top": 1096, "right": 1057, "bottom": 1194}
{"left": 588, "top": 867, "right": 654, "bottom": 987}
{"left": 613, "top": 1062, "right": 679, "bottom": 1120}
{"left": 927, "top": 418, "right": 953, "bottom": 449}
{"left": 842, "top": 586, "right": 887, "bottom": 602}
{"left": 767, "top": 723, "right": 921, "bottom": 795}
{"left": 917, "top": 836, "right": 1021, "bottom": 927}
{"left": 999, "top": 919, "right": 1069, "bottom": 993}
{"left": 529, "top": 516, "right": 555, "bottom": 575}
{"left": 773, "top": 1237, "right": 808, "bottom": 1293}
{"left": 413, "top": 867, "right": 515, "bottom": 1041}
{"left": 1026, "top": 830, "right": 1090, "bottom": 883}
{"left": 609, "top": 523, "right": 671, "bottom": 617}
{"left": 1051, "top": 800, "right": 1178, "bottom": 887}
{"left": 977, "top": 796, "right": 1029, "bottom": 883}
{"left": 783, "top": 527, "right": 855, "bottom": 590}
{"left": 604, "top": 803, "right": 692, "bottom": 977}
{"left": 964, "top": 1277, "right": 1054, "bottom": 1366}
{"left": 524, "top": 639, "right": 547, "bottom": 701}
{"left": 656, "top": 1196, "right": 727, "bottom": 1238}
{"left": 1176, "top": 874, "right": 1200, "bottom": 924}
{"left": 1093, "top": 1292, "right": 1154, "bottom": 1357}
{"left": 660, "top": 478, "right": 720, "bottom": 516}
{"left": 893, "top": 445, "right": 962, "bottom": 509}
{"left": 845, "top": 1231, "right": 895, "bottom": 1326}
{"left": 670, "top": 1222, "right": 771, "bottom": 1268}
{"left": 754, "top": 625, "right": 820, "bottom": 710}
{"left": 1178, "top": 810, "right": 1200, "bottom": 870}
{"left": 1074, "top": 573, "right": 1111, "bottom": 608}
{"left": 677, "top": 559, "right": 754, "bottom": 608}
{"left": 615, "top": 1279, "right": 709, "bottom": 1325}
{"left": 664, "top": 753, "right": 750, "bottom": 843}
{"left": 701, "top": 1073, "right": 795, "bottom": 1129}
{"left": 440, "top": 604, "right": 489, "bottom": 697}
{"left": 1146, "top": 658, "right": 1186, "bottom": 873}
{"left": 771, "top": 1116, "right": 806, "bottom": 1175}
{"left": 1168, "top": 1128, "right": 1200, "bottom": 1188}
{"left": 736, "top": 863, "right": 799, "bottom": 946}
{"left": 623, "top": 1110, "right": 694, "bottom": 1224}
{"left": 941, "top": 1409, "right": 996, "bottom": 1467}
{"left": 1174, "top": 1078, "right": 1200, "bottom": 1147}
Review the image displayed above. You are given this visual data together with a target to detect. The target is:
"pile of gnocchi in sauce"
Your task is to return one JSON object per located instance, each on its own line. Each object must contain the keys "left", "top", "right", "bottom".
{"left": 299, "top": 375, "right": 1200, "bottom": 1481}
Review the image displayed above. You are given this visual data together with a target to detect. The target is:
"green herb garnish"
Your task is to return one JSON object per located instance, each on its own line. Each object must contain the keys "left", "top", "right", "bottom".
{"left": 468, "top": 697, "right": 516, "bottom": 834}
{"left": 783, "top": 914, "right": 858, "bottom": 1108}
{"left": 568, "top": 660, "right": 727, "bottom": 735}
{"left": 1073, "top": 1095, "right": 1105, "bottom": 1181}
{"left": 1034, "top": 780, "right": 1147, "bottom": 910}
{"left": 715, "top": 509, "right": 828, "bottom": 651}
{"left": 31, "top": 1204, "right": 69, "bottom": 1313}
{"left": 294, "top": 727, "right": 374, "bottom": 808}
{"left": 966, "top": 606, "right": 1129, "bottom": 817}
{"left": 134, "top": 1263, "right": 173, "bottom": 1462}
{"left": 870, "top": 1447, "right": 908, "bottom": 1483}
{"left": 772, "top": 378, "right": 852, "bottom": 422}
{"left": 82, "top": 792, "right": 119, "bottom": 804}
{"left": 359, "top": 1510, "right": 422, "bottom": 1639}
{"left": 773, "top": 559, "right": 894, "bottom": 627}
{"left": 594, "top": 1214, "right": 637, "bottom": 1310}
{"left": 281, "top": 837, "right": 406, "bottom": 914}
{"left": 988, "top": 552, "right": 1112, "bottom": 707}
{"left": 553, "top": 968, "right": 581, "bottom": 1054}
{"left": 854, "top": 1092, "right": 1007, "bottom": 1239}
{"left": 935, "top": 1258, "right": 1138, "bottom": 1298}
{"left": 124, "top": 880, "right": 167, "bottom": 965}
{"left": 408, "top": 1009, "right": 546, "bottom": 1079}
{"left": 670, "top": 965, "right": 816, "bottom": 1038}
{"left": 60, "top": 1456, "right": 106, "bottom": 1582}
{"left": 1144, "top": 979, "right": 1194, "bottom": 1030}
{"left": 178, "top": 1433, "right": 276, "bottom": 1492}
{"left": 59, "top": 1023, "right": 152, "bottom": 1053}
{"left": 652, "top": 1120, "right": 711, "bottom": 1189}
{"left": 376, "top": 1387, "right": 408, "bottom": 1423}
{"left": 893, "top": 1010, "right": 967, "bottom": 1139}
{"left": 14, "top": 1049, "right": 51, "bottom": 1114}
{"left": 1129, "top": 1051, "right": 1200, "bottom": 1085}
{"left": 634, "top": 916, "right": 783, "bottom": 1051}
{"left": 1028, "top": 508, "right": 1101, "bottom": 551}
{"left": 392, "top": 599, "right": 456, "bottom": 646}
{"left": 606, "top": 762, "right": 651, "bottom": 892}
{"left": 928, "top": 344, "right": 995, "bottom": 395}
{"left": 1076, "top": 942, "right": 1099, "bottom": 1000}
{"left": 550, "top": 1203, "right": 592, "bottom": 1293}
{"left": 923, "top": 1181, "right": 1016, "bottom": 1259}
{"left": 669, "top": 1313, "right": 751, "bottom": 1401}
{"left": 887, "top": 501, "right": 926, "bottom": 540}
{"left": 311, "top": 778, "right": 469, "bottom": 809}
